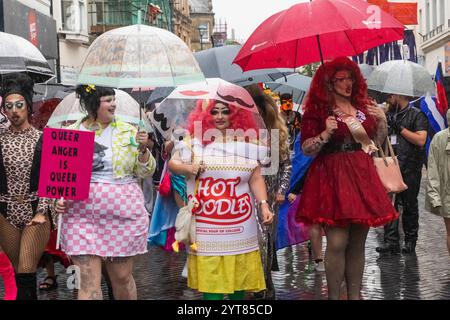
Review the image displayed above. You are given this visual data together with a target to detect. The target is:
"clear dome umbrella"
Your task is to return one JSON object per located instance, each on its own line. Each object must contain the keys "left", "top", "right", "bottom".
{"left": 46, "top": 89, "right": 152, "bottom": 132}
{"left": 77, "top": 24, "right": 205, "bottom": 89}
{"left": 368, "top": 60, "right": 436, "bottom": 97}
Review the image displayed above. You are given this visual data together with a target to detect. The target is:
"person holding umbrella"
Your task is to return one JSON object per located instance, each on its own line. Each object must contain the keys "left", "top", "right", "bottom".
{"left": 168, "top": 98, "right": 274, "bottom": 300}
{"left": 375, "top": 93, "right": 428, "bottom": 254}
{"left": 295, "top": 57, "right": 398, "bottom": 300}
{"left": 55, "top": 84, "right": 156, "bottom": 300}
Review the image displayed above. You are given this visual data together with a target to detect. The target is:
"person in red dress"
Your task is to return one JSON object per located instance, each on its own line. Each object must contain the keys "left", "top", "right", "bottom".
{"left": 295, "top": 57, "right": 398, "bottom": 300}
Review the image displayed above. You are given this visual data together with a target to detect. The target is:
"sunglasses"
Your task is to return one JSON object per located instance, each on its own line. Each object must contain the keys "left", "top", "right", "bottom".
{"left": 210, "top": 108, "right": 231, "bottom": 116}
{"left": 332, "top": 76, "right": 354, "bottom": 83}
{"left": 4, "top": 100, "right": 26, "bottom": 110}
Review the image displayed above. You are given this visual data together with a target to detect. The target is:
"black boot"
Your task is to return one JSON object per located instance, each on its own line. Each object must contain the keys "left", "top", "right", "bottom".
{"left": 376, "top": 243, "right": 400, "bottom": 254}
{"left": 402, "top": 241, "right": 416, "bottom": 254}
{"left": 15, "top": 273, "right": 37, "bottom": 300}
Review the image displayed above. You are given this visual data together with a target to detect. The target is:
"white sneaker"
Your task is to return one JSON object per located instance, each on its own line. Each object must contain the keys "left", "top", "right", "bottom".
{"left": 314, "top": 260, "right": 325, "bottom": 272}
{"left": 181, "top": 261, "right": 188, "bottom": 278}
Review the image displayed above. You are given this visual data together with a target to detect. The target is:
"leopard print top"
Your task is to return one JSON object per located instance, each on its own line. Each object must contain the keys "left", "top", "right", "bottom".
{"left": 0, "top": 126, "right": 49, "bottom": 229}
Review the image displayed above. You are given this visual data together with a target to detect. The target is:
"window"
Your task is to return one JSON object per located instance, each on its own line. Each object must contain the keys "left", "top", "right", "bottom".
{"left": 432, "top": 0, "right": 437, "bottom": 30}
{"left": 61, "top": 0, "right": 86, "bottom": 33}
{"left": 439, "top": 0, "right": 445, "bottom": 26}
{"left": 198, "top": 23, "right": 209, "bottom": 43}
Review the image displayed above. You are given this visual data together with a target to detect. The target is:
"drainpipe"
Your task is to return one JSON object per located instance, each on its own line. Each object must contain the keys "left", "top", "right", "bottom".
{"left": 50, "top": 0, "right": 61, "bottom": 83}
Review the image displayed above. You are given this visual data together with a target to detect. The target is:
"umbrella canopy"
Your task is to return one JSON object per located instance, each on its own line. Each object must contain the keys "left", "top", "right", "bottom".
{"left": 146, "top": 87, "right": 175, "bottom": 106}
{"left": 77, "top": 24, "right": 205, "bottom": 88}
{"left": 234, "top": 0, "right": 404, "bottom": 71}
{"left": 367, "top": 60, "right": 435, "bottom": 97}
{"left": 194, "top": 45, "right": 293, "bottom": 86}
{"left": 149, "top": 78, "right": 269, "bottom": 162}
{"left": 358, "top": 63, "right": 375, "bottom": 80}
{"left": 265, "top": 73, "right": 312, "bottom": 105}
{"left": 47, "top": 89, "right": 152, "bottom": 132}
{"left": 0, "top": 32, "right": 55, "bottom": 83}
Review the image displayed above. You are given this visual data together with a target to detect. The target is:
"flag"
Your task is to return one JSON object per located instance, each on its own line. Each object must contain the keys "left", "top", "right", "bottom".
{"left": 416, "top": 94, "right": 448, "bottom": 157}
{"left": 435, "top": 62, "right": 449, "bottom": 117}
{"left": 418, "top": 95, "right": 447, "bottom": 134}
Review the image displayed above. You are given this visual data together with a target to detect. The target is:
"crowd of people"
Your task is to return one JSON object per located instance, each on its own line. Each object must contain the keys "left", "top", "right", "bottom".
{"left": 0, "top": 54, "right": 448, "bottom": 301}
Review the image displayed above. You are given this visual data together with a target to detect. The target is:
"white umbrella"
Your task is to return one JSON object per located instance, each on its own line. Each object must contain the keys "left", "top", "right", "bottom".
{"left": 358, "top": 63, "right": 374, "bottom": 80}
{"left": 367, "top": 60, "right": 435, "bottom": 97}
{"left": 0, "top": 31, "right": 54, "bottom": 83}
{"left": 46, "top": 89, "right": 152, "bottom": 132}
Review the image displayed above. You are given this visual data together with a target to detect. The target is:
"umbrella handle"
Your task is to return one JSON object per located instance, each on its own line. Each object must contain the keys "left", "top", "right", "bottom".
{"left": 130, "top": 120, "right": 147, "bottom": 147}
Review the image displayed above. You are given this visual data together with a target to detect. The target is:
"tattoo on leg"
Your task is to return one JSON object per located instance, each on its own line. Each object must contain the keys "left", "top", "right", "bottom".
{"left": 109, "top": 256, "right": 132, "bottom": 264}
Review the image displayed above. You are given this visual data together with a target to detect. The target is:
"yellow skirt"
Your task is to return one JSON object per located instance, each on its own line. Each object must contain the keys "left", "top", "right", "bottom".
{"left": 187, "top": 250, "right": 266, "bottom": 294}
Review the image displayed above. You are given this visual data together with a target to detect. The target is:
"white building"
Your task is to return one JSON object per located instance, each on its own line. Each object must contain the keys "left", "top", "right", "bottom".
{"left": 52, "top": 0, "right": 90, "bottom": 85}
{"left": 416, "top": 0, "right": 450, "bottom": 75}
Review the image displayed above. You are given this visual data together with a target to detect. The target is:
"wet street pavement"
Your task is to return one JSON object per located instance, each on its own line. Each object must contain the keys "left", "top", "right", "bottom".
{"left": 1, "top": 169, "right": 450, "bottom": 300}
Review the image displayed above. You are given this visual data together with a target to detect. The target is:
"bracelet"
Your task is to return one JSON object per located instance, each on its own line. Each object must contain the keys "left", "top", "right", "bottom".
{"left": 258, "top": 200, "right": 269, "bottom": 207}
{"left": 319, "top": 133, "right": 327, "bottom": 143}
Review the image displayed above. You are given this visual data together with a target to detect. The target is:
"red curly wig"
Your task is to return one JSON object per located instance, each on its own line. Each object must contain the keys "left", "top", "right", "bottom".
{"left": 186, "top": 99, "right": 258, "bottom": 145}
{"left": 304, "top": 57, "right": 369, "bottom": 117}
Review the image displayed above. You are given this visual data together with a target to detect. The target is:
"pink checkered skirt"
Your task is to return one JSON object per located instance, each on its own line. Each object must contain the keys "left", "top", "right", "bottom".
{"left": 60, "top": 182, "right": 149, "bottom": 257}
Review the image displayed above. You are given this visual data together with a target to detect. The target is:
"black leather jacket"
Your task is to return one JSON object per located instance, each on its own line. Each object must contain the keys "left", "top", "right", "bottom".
{"left": 387, "top": 106, "right": 428, "bottom": 172}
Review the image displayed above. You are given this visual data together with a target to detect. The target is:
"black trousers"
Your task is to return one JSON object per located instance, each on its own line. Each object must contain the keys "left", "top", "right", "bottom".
{"left": 383, "top": 168, "right": 422, "bottom": 245}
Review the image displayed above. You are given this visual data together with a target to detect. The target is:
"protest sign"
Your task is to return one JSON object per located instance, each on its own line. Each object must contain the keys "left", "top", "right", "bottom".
{"left": 38, "top": 128, "right": 94, "bottom": 200}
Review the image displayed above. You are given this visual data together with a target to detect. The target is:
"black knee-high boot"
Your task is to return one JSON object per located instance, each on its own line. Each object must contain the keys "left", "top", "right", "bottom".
{"left": 15, "top": 273, "right": 37, "bottom": 300}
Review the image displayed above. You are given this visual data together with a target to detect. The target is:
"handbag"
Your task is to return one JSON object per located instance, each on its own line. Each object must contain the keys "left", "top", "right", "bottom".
{"left": 159, "top": 170, "right": 171, "bottom": 197}
{"left": 373, "top": 138, "right": 408, "bottom": 194}
{"left": 172, "top": 176, "right": 200, "bottom": 253}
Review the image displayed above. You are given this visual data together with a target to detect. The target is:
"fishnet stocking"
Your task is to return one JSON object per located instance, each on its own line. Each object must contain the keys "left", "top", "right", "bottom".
{"left": 0, "top": 215, "right": 50, "bottom": 273}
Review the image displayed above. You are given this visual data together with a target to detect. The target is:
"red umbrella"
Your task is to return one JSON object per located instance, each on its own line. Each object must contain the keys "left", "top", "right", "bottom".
{"left": 233, "top": 0, "right": 404, "bottom": 71}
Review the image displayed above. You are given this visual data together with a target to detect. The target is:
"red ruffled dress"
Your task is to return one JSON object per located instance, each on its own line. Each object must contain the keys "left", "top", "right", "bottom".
{"left": 295, "top": 107, "right": 398, "bottom": 227}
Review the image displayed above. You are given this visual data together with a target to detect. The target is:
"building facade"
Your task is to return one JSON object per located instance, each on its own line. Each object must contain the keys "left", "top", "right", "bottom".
{"left": 189, "top": 0, "right": 214, "bottom": 52}
{"left": 55, "top": 0, "right": 174, "bottom": 85}
{"left": 172, "top": 0, "right": 191, "bottom": 48}
{"left": 417, "top": 0, "right": 450, "bottom": 75}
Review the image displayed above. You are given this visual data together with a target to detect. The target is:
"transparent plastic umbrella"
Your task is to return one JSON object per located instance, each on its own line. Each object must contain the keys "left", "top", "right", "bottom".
{"left": 0, "top": 31, "right": 54, "bottom": 83}
{"left": 149, "top": 78, "right": 270, "bottom": 162}
{"left": 46, "top": 89, "right": 152, "bottom": 132}
{"left": 368, "top": 60, "right": 436, "bottom": 97}
{"left": 77, "top": 24, "right": 205, "bottom": 88}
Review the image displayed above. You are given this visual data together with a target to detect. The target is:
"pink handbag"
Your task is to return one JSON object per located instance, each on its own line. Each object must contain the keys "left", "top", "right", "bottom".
{"left": 373, "top": 138, "right": 408, "bottom": 194}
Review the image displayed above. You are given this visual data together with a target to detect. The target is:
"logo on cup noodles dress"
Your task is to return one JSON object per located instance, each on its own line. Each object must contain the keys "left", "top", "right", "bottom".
{"left": 192, "top": 177, "right": 253, "bottom": 225}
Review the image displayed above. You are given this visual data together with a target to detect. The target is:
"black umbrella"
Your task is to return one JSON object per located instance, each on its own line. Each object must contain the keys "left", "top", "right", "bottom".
{"left": 0, "top": 32, "right": 55, "bottom": 83}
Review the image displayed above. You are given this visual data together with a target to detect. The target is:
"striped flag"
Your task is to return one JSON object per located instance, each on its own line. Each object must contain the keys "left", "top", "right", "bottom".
{"left": 435, "top": 62, "right": 449, "bottom": 117}
{"left": 414, "top": 94, "right": 448, "bottom": 157}
{"left": 419, "top": 95, "right": 447, "bottom": 134}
